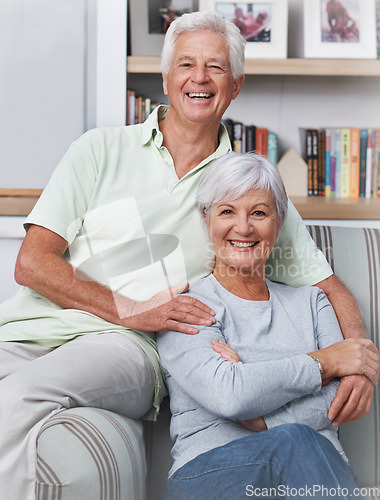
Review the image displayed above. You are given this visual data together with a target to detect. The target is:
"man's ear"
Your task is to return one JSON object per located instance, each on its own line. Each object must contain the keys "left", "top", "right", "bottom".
{"left": 162, "top": 74, "right": 168, "bottom": 96}
{"left": 232, "top": 75, "right": 245, "bottom": 100}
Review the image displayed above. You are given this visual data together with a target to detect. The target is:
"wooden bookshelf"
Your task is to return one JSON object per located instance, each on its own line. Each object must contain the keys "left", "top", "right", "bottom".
{"left": 290, "top": 196, "right": 380, "bottom": 220}
{"left": 127, "top": 57, "right": 380, "bottom": 77}
{"left": 0, "top": 189, "right": 379, "bottom": 220}
{"left": 0, "top": 189, "right": 42, "bottom": 217}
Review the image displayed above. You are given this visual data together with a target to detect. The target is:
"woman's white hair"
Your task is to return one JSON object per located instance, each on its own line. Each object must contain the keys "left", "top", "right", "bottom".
{"left": 161, "top": 10, "right": 246, "bottom": 79}
{"left": 196, "top": 152, "right": 288, "bottom": 228}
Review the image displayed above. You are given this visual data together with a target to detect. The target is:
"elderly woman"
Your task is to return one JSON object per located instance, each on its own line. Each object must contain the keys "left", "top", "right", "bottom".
{"left": 157, "top": 152, "right": 378, "bottom": 500}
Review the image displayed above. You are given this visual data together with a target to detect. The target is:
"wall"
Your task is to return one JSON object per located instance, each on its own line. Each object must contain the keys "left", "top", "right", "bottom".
{"left": 0, "top": 0, "right": 127, "bottom": 189}
{"left": 0, "top": 217, "right": 24, "bottom": 303}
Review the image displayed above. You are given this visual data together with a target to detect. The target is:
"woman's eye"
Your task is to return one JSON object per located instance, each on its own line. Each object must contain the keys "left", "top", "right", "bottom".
{"left": 220, "top": 209, "right": 233, "bottom": 215}
{"left": 253, "top": 211, "right": 265, "bottom": 217}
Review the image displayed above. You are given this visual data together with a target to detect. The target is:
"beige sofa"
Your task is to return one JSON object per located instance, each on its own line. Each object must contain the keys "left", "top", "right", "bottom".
{"left": 35, "top": 225, "right": 380, "bottom": 500}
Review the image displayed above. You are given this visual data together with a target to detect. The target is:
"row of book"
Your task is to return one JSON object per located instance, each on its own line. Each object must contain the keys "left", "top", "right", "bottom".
{"left": 126, "top": 91, "right": 279, "bottom": 167}
{"left": 126, "top": 89, "right": 160, "bottom": 126}
{"left": 222, "top": 119, "right": 278, "bottom": 166}
{"left": 303, "top": 128, "right": 380, "bottom": 198}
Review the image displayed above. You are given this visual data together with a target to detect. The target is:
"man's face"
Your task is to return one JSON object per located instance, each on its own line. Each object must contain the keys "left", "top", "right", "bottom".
{"left": 162, "top": 30, "right": 244, "bottom": 127}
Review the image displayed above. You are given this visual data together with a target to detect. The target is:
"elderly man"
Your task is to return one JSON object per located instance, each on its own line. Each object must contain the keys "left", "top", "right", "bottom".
{"left": 0, "top": 10, "right": 376, "bottom": 500}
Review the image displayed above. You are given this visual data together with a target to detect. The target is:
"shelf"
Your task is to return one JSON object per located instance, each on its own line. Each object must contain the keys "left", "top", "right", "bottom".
{"left": 0, "top": 189, "right": 42, "bottom": 217}
{"left": 0, "top": 189, "right": 379, "bottom": 220}
{"left": 127, "top": 56, "right": 380, "bottom": 77}
{"left": 290, "top": 196, "right": 380, "bottom": 220}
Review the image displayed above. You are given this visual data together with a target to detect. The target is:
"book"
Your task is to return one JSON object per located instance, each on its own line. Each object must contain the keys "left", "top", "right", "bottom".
{"left": 330, "top": 129, "right": 337, "bottom": 197}
{"left": 311, "top": 129, "right": 319, "bottom": 196}
{"left": 305, "top": 129, "right": 314, "bottom": 196}
{"left": 349, "top": 129, "right": 360, "bottom": 198}
{"left": 232, "top": 122, "right": 244, "bottom": 153}
{"left": 223, "top": 119, "right": 234, "bottom": 145}
{"left": 365, "top": 130, "right": 373, "bottom": 198}
{"left": 335, "top": 130, "right": 341, "bottom": 197}
{"left": 126, "top": 89, "right": 136, "bottom": 125}
{"left": 324, "top": 129, "right": 332, "bottom": 197}
{"left": 374, "top": 129, "right": 380, "bottom": 198}
{"left": 267, "top": 132, "right": 278, "bottom": 166}
{"left": 340, "top": 128, "right": 351, "bottom": 198}
{"left": 359, "top": 129, "right": 368, "bottom": 197}
{"left": 245, "top": 125, "right": 256, "bottom": 153}
{"left": 255, "top": 128, "right": 268, "bottom": 157}
{"left": 318, "top": 129, "right": 325, "bottom": 196}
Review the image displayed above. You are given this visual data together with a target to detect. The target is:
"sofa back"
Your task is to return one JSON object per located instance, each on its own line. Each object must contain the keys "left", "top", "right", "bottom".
{"left": 145, "top": 226, "right": 380, "bottom": 499}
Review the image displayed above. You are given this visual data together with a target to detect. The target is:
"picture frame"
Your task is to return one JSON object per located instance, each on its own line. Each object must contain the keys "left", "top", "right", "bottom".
{"left": 199, "top": 0, "right": 288, "bottom": 58}
{"left": 304, "top": 0, "right": 377, "bottom": 59}
{"left": 129, "top": 0, "right": 198, "bottom": 56}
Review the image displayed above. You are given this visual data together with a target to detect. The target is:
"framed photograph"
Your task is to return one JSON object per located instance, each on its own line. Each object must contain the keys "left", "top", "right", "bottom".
{"left": 199, "top": 0, "right": 288, "bottom": 58}
{"left": 129, "top": 0, "right": 198, "bottom": 56}
{"left": 377, "top": 0, "right": 380, "bottom": 57}
{"left": 304, "top": 0, "right": 377, "bottom": 58}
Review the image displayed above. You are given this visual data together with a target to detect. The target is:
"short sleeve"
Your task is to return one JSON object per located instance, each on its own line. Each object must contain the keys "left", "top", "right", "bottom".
{"left": 24, "top": 131, "right": 99, "bottom": 244}
{"left": 265, "top": 199, "right": 333, "bottom": 287}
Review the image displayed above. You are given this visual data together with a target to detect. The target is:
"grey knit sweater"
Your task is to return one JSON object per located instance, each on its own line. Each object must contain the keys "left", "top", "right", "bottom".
{"left": 157, "top": 274, "right": 346, "bottom": 476}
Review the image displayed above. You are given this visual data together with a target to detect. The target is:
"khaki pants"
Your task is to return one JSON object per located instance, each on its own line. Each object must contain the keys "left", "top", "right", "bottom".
{"left": 0, "top": 333, "right": 155, "bottom": 500}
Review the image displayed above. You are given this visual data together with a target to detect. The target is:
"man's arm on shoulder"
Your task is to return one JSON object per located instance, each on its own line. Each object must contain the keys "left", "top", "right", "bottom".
{"left": 316, "top": 274, "right": 379, "bottom": 425}
{"left": 15, "top": 224, "right": 215, "bottom": 334}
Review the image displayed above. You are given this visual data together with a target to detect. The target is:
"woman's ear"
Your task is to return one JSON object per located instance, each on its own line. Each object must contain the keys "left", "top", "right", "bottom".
{"left": 202, "top": 208, "right": 210, "bottom": 227}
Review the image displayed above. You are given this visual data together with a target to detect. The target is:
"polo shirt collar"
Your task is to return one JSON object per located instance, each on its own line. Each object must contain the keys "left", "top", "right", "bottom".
{"left": 141, "top": 105, "right": 168, "bottom": 145}
{"left": 141, "top": 104, "right": 232, "bottom": 158}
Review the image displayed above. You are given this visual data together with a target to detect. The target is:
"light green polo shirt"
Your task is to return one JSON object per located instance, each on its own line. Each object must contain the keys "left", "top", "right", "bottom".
{"left": 0, "top": 105, "right": 332, "bottom": 418}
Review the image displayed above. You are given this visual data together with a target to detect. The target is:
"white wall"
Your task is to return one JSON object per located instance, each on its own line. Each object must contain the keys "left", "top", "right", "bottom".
{"left": 0, "top": 218, "right": 24, "bottom": 303}
{"left": 0, "top": 0, "right": 126, "bottom": 189}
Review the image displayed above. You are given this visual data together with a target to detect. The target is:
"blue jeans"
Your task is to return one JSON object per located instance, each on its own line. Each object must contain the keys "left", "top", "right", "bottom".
{"left": 164, "top": 424, "right": 362, "bottom": 500}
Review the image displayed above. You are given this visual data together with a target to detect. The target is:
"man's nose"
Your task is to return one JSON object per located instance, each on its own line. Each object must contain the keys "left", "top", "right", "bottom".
{"left": 191, "top": 65, "right": 209, "bottom": 84}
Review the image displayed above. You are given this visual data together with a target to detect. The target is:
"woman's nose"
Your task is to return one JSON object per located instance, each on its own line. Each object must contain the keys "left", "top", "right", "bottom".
{"left": 235, "top": 215, "right": 253, "bottom": 236}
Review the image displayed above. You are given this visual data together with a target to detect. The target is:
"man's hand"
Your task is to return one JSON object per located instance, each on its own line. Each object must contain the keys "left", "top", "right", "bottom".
{"left": 328, "top": 374, "right": 374, "bottom": 427}
{"left": 15, "top": 225, "right": 216, "bottom": 335}
{"left": 117, "top": 283, "right": 216, "bottom": 335}
{"left": 309, "top": 338, "right": 379, "bottom": 386}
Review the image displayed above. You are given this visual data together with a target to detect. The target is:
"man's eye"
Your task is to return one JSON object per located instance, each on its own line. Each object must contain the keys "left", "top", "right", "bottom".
{"left": 209, "top": 65, "right": 223, "bottom": 71}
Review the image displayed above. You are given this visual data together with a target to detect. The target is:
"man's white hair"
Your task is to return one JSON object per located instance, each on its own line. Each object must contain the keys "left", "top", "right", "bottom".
{"left": 161, "top": 10, "right": 246, "bottom": 79}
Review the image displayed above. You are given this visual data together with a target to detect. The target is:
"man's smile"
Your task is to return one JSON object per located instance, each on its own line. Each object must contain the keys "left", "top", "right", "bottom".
{"left": 187, "top": 92, "right": 214, "bottom": 99}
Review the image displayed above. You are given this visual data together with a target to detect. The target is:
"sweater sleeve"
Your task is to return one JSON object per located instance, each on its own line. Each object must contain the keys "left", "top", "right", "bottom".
{"left": 157, "top": 321, "right": 322, "bottom": 421}
{"left": 264, "top": 290, "right": 344, "bottom": 430}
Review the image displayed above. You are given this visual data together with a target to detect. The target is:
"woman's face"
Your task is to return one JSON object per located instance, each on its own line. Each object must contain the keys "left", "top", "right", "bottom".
{"left": 207, "top": 188, "right": 280, "bottom": 281}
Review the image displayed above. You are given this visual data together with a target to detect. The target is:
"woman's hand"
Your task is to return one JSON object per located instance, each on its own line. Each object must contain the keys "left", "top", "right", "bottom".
{"left": 308, "top": 338, "right": 379, "bottom": 386}
{"left": 238, "top": 416, "right": 268, "bottom": 432}
{"left": 211, "top": 340, "right": 241, "bottom": 363}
